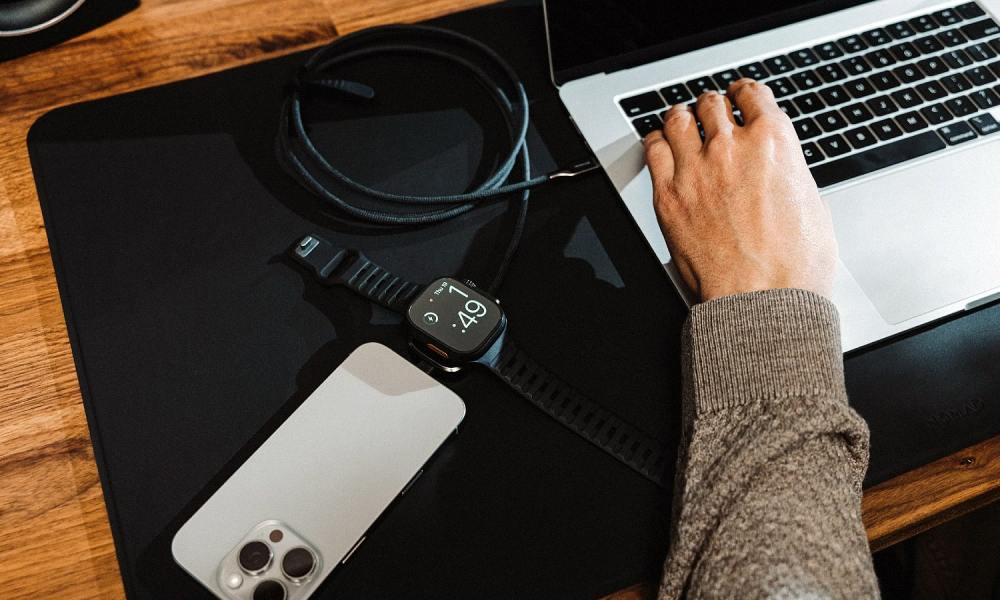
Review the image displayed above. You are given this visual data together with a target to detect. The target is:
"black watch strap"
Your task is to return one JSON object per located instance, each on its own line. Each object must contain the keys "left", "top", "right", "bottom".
{"left": 481, "top": 336, "right": 668, "bottom": 488}
{"left": 291, "top": 234, "right": 667, "bottom": 487}
{"left": 292, "top": 234, "right": 421, "bottom": 312}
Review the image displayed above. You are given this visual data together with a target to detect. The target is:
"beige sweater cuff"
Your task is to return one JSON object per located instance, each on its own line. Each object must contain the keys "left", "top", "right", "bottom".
{"left": 684, "top": 288, "right": 846, "bottom": 416}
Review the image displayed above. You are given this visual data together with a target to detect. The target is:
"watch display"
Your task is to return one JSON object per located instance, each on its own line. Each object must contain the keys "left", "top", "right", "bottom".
{"left": 406, "top": 278, "right": 505, "bottom": 360}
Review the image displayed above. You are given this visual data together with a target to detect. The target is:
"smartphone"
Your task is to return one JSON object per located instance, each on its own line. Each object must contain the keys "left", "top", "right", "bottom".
{"left": 172, "top": 342, "right": 466, "bottom": 599}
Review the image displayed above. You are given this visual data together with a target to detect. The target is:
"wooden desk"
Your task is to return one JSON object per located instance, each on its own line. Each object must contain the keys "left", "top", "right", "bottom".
{"left": 1, "top": 1, "right": 997, "bottom": 598}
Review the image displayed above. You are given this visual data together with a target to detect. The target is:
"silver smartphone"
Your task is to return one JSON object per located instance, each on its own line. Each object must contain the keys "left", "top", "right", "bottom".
{"left": 172, "top": 342, "right": 466, "bottom": 600}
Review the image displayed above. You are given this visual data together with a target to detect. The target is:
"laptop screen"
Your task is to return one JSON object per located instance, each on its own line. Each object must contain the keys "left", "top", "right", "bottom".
{"left": 544, "top": 0, "right": 873, "bottom": 85}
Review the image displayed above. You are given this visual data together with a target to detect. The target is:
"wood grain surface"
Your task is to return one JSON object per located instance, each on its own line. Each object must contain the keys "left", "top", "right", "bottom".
{"left": 0, "top": 1, "right": 997, "bottom": 599}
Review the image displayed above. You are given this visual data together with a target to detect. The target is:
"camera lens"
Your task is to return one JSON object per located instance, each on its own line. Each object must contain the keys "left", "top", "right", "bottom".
{"left": 238, "top": 541, "right": 272, "bottom": 575}
{"left": 252, "top": 580, "right": 286, "bottom": 600}
{"left": 281, "top": 547, "right": 316, "bottom": 581}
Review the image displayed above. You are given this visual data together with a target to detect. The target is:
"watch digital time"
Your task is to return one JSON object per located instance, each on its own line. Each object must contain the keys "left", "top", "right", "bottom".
{"left": 292, "top": 234, "right": 668, "bottom": 487}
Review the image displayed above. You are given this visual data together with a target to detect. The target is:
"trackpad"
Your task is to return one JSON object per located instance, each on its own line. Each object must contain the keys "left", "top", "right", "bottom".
{"left": 825, "top": 140, "right": 1000, "bottom": 325}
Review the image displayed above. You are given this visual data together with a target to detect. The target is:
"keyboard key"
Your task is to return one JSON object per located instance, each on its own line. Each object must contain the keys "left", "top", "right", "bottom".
{"left": 792, "top": 69, "right": 823, "bottom": 90}
{"left": 839, "top": 34, "right": 867, "bottom": 53}
{"left": 739, "top": 62, "right": 768, "bottom": 79}
{"left": 932, "top": 8, "right": 963, "bottom": 27}
{"left": 863, "top": 28, "right": 892, "bottom": 46}
{"left": 844, "top": 125, "right": 878, "bottom": 148}
{"left": 687, "top": 76, "right": 717, "bottom": 96}
{"left": 793, "top": 117, "right": 823, "bottom": 140}
{"left": 870, "top": 71, "right": 902, "bottom": 90}
{"left": 956, "top": 2, "right": 986, "bottom": 20}
{"left": 713, "top": 69, "right": 742, "bottom": 90}
{"left": 941, "top": 73, "right": 973, "bottom": 94}
{"left": 909, "top": 15, "right": 939, "bottom": 33}
{"left": 819, "top": 84, "right": 850, "bottom": 106}
{"left": 632, "top": 114, "right": 664, "bottom": 136}
{"left": 816, "top": 110, "right": 848, "bottom": 132}
{"left": 809, "top": 130, "right": 946, "bottom": 187}
{"left": 920, "top": 102, "right": 953, "bottom": 124}
{"left": 777, "top": 100, "right": 800, "bottom": 119}
{"left": 818, "top": 134, "right": 851, "bottom": 157}
{"left": 970, "top": 88, "right": 1000, "bottom": 108}
{"left": 965, "top": 65, "right": 998, "bottom": 86}
{"left": 814, "top": 41, "right": 845, "bottom": 61}
{"left": 866, "top": 49, "right": 896, "bottom": 68}
{"left": 969, "top": 112, "right": 1000, "bottom": 135}
{"left": 891, "top": 88, "right": 922, "bottom": 108}
{"left": 660, "top": 84, "right": 693, "bottom": 105}
{"left": 766, "top": 77, "right": 797, "bottom": 97}
{"left": 943, "top": 49, "right": 973, "bottom": 69}
{"left": 892, "top": 64, "right": 925, "bottom": 83}
{"left": 938, "top": 28, "right": 968, "bottom": 46}
{"left": 991, "top": 60, "right": 1000, "bottom": 77}
{"left": 918, "top": 56, "right": 949, "bottom": 75}
{"left": 887, "top": 21, "right": 917, "bottom": 39}
{"left": 620, "top": 92, "right": 664, "bottom": 117}
{"left": 871, "top": 118, "right": 904, "bottom": 139}
{"left": 867, "top": 95, "right": 899, "bottom": 116}
{"left": 793, "top": 92, "right": 825, "bottom": 114}
{"left": 960, "top": 17, "right": 1000, "bottom": 39}
{"left": 966, "top": 42, "right": 997, "bottom": 62}
{"left": 946, "top": 95, "right": 977, "bottom": 116}
{"left": 764, "top": 55, "right": 794, "bottom": 74}
{"left": 817, "top": 63, "right": 849, "bottom": 83}
{"left": 916, "top": 80, "right": 948, "bottom": 101}
{"left": 937, "top": 120, "right": 977, "bottom": 144}
{"left": 790, "top": 48, "right": 820, "bottom": 67}
{"left": 914, "top": 35, "right": 944, "bottom": 54}
{"left": 896, "top": 110, "right": 929, "bottom": 132}
{"left": 842, "top": 56, "right": 872, "bottom": 76}
{"left": 889, "top": 42, "right": 920, "bottom": 61}
{"left": 801, "top": 141, "right": 825, "bottom": 164}
{"left": 843, "top": 102, "right": 874, "bottom": 123}
{"left": 846, "top": 77, "right": 877, "bottom": 98}
{"left": 990, "top": 39, "right": 1000, "bottom": 54}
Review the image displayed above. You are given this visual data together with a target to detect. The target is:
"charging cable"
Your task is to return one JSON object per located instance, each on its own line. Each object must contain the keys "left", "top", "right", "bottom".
{"left": 277, "top": 24, "right": 597, "bottom": 293}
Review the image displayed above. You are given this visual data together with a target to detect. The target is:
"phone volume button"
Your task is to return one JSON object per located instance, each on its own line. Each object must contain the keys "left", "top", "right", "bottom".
{"left": 341, "top": 536, "right": 366, "bottom": 565}
{"left": 401, "top": 469, "right": 424, "bottom": 496}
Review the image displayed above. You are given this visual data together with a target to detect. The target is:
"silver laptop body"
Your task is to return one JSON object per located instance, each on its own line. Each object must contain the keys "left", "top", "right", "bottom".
{"left": 546, "top": 0, "right": 1000, "bottom": 351}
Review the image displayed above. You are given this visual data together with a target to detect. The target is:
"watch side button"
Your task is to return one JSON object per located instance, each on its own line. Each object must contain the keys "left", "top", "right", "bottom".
{"left": 425, "top": 342, "right": 449, "bottom": 359}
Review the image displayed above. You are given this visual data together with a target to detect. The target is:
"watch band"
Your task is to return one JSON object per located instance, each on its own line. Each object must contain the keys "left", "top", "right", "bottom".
{"left": 480, "top": 335, "right": 668, "bottom": 488}
{"left": 291, "top": 233, "right": 668, "bottom": 487}
{"left": 292, "top": 235, "right": 421, "bottom": 312}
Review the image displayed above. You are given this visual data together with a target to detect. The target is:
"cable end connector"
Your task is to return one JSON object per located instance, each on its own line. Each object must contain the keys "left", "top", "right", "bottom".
{"left": 547, "top": 157, "right": 599, "bottom": 180}
{"left": 291, "top": 234, "right": 350, "bottom": 284}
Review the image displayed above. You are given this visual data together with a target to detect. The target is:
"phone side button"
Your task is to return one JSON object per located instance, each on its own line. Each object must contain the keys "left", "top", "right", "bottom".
{"left": 400, "top": 469, "right": 424, "bottom": 496}
{"left": 341, "top": 536, "right": 366, "bottom": 565}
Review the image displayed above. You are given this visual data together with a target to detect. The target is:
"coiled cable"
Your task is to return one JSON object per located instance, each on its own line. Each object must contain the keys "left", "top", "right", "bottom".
{"left": 277, "top": 24, "right": 594, "bottom": 293}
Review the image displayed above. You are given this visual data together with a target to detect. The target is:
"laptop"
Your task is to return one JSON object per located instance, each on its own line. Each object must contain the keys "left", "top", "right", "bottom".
{"left": 544, "top": 0, "right": 1000, "bottom": 351}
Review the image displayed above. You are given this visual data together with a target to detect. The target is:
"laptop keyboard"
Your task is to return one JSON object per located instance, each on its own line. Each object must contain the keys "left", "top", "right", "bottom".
{"left": 619, "top": 1, "right": 1000, "bottom": 188}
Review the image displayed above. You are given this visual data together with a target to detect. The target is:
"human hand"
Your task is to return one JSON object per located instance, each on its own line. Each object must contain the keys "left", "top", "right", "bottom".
{"left": 643, "top": 78, "right": 838, "bottom": 302}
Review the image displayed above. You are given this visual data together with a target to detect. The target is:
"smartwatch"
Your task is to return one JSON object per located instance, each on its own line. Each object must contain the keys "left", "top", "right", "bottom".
{"left": 292, "top": 234, "right": 667, "bottom": 487}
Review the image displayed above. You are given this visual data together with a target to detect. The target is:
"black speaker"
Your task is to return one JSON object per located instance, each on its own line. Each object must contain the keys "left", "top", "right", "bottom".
{"left": 0, "top": 0, "right": 139, "bottom": 62}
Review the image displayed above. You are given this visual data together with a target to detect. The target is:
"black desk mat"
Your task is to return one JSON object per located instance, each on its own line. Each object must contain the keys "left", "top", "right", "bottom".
{"left": 26, "top": 2, "right": 1000, "bottom": 598}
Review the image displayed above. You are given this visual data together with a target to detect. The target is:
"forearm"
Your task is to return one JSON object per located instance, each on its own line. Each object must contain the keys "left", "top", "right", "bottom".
{"left": 659, "top": 289, "right": 878, "bottom": 599}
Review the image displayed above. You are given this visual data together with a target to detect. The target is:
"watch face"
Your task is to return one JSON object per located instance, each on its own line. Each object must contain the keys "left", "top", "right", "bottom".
{"left": 407, "top": 278, "right": 504, "bottom": 359}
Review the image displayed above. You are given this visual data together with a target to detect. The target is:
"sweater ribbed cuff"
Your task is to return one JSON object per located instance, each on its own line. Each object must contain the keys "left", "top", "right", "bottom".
{"left": 684, "top": 288, "right": 845, "bottom": 417}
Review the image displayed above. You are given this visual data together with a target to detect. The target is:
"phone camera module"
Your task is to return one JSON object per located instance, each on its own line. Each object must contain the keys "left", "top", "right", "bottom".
{"left": 281, "top": 547, "right": 317, "bottom": 582}
{"left": 252, "top": 579, "right": 286, "bottom": 600}
{"left": 238, "top": 540, "right": 273, "bottom": 575}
